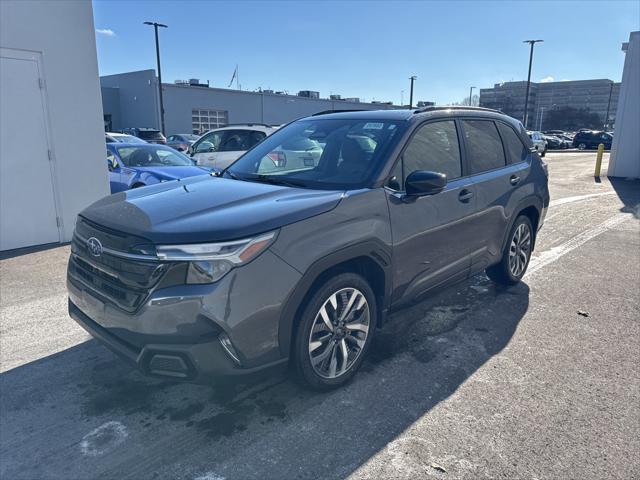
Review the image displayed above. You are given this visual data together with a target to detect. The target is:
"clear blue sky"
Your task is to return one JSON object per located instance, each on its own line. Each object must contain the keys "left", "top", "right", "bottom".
{"left": 93, "top": 0, "right": 639, "bottom": 105}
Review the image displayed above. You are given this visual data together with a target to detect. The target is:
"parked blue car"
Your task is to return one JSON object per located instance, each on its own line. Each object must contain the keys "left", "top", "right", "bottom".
{"left": 106, "top": 143, "right": 210, "bottom": 193}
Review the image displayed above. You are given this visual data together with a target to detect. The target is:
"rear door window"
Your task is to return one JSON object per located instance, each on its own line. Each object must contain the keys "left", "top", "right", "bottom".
{"left": 461, "top": 120, "right": 506, "bottom": 174}
{"left": 496, "top": 122, "right": 529, "bottom": 164}
{"left": 246, "top": 131, "right": 267, "bottom": 149}
{"left": 219, "top": 130, "right": 252, "bottom": 152}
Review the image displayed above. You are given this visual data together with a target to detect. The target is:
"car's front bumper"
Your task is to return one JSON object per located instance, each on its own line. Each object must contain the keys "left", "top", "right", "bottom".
{"left": 67, "top": 250, "right": 301, "bottom": 381}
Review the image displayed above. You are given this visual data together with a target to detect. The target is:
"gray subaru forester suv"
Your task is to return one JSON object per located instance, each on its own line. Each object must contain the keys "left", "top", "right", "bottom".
{"left": 68, "top": 107, "right": 549, "bottom": 390}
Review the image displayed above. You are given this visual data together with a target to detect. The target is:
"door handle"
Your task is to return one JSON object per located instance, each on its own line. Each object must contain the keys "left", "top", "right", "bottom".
{"left": 510, "top": 175, "right": 521, "bottom": 186}
{"left": 458, "top": 189, "right": 474, "bottom": 203}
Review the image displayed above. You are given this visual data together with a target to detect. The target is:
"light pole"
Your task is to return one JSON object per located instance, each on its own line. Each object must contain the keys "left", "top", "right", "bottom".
{"left": 409, "top": 75, "right": 417, "bottom": 109}
{"left": 604, "top": 81, "right": 614, "bottom": 130}
{"left": 522, "top": 39, "right": 543, "bottom": 129}
{"left": 144, "top": 21, "right": 168, "bottom": 135}
{"left": 469, "top": 86, "right": 476, "bottom": 106}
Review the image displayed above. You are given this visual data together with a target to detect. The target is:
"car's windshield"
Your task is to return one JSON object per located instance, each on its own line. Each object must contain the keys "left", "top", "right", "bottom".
{"left": 116, "top": 145, "right": 194, "bottom": 167}
{"left": 226, "top": 118, "right": 404, "bottom": 190}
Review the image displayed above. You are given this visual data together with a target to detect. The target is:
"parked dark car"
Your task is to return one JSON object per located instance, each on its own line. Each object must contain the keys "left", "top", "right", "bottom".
{"left": 573, "top": 131, "right": 613, "bottom": 150}
{"left": 121, "top": 127, "right": 167, "bottom": 145}
{"left": 167, "top": 133, "right": 200, "bottom": 152}
{"left": 542, "top": 134, "right": 570, "bottom": 150}
{"left": 68, "top": 107, "right": 549, "bottom": 390}
{"left": 106, "top": 143, "right": 209, "bottom": 193}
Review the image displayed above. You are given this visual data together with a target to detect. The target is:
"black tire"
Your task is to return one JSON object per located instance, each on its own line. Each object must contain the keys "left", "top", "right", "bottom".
{"left": 578, "top": 142, "right": 587, "bottom": 150}
{"left": 486, "top": 215, "right": 534, "bottom": 285}
{"left": 292, "top": 272, "right": 376, "bottom": 390}
{"left": 541, "top": 148, "right": 546, "bottom": 157}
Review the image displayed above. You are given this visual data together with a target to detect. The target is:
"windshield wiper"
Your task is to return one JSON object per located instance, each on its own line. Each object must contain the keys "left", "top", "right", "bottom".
{"left": 250, "top": 175, "right": 307, "bottom": 188}
{"left": 223, "top": 170, "right": 247, "bottom": 181}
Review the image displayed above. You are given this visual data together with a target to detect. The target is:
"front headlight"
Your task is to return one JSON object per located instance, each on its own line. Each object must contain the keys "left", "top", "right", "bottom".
{"left": 156, "top": 231, "right": 277, "bottom": 284}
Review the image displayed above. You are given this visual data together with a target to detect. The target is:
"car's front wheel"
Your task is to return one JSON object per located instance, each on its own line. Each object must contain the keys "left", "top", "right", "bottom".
{"left": 578, "top": 142, "right": 587, "bottom": 150}
{"left": 293, "top": 272, "right": 376, "bottom": 390}
{"left": 486, "top": 215, "right": 533, "bottom": 285}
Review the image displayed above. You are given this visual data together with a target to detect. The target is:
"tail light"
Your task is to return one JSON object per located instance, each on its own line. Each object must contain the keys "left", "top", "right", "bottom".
{"left": 267, "top": 151, "right": 287, "bottom": 167}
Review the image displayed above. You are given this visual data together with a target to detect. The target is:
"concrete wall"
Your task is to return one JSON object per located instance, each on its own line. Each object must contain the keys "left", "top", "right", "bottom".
{"left": 102, "top": 71, "right": 396, "bottom": 136}
{"left": 609, "top": 32, "right": 640, "bottom": 179}
{"left": 101, "top": 87, "right": 121, "bottom": 130}
{"left": 101, "top": 70, "right": 160, "bottom": 131}
{"left": 0, "top": 0, "right": 109, "bottom": 245}
{"left": 162, "top": 84, "right": 393, "bottom": 134}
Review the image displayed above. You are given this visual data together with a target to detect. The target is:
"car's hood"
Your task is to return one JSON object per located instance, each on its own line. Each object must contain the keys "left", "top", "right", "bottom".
{"left": 134, "top": 166, "right": 210, "bottom": 180}
{"left": 80, "top": 176, "right": 344, "bottom": 244}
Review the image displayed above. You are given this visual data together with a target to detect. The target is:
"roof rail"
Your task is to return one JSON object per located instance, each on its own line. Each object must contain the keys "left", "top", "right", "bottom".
{"left": 414, "top": 105, "right": 502, "bottom": 114}
{"left": 220, "top": 123, "right": 276, "bottom": 128}
{"left": 312, "top": 109, "right": 365, "bottom": 116}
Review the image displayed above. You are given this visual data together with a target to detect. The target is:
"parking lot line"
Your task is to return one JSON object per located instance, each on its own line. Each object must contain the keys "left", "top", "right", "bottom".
{"left": 526, "top": 213, "right": 630, "bottom": 278}
{"left": 549, "top": 191, "right": 616, "bottom": 208}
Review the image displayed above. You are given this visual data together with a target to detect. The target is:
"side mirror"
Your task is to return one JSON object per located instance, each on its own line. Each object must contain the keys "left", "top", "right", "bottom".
{"left": 405, "top": 170, "right": 447, "bottom": 197}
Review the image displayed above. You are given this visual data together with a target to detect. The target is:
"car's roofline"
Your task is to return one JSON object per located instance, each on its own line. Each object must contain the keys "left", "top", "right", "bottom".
{"left": 109, "top": 142, "right": 173, "bottom": 147}
{"left": 300, "top": 106, "right": 523, "bottom": 129}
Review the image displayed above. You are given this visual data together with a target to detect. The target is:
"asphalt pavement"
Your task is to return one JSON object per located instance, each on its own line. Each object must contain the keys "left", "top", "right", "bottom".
{"left": 1, "top": 152, "right": 638, "bottom": 480}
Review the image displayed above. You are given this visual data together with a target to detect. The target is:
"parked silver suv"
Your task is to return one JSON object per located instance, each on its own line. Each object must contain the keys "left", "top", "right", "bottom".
{"left": 68, "top": 107, "right": 549, "bottom": 390}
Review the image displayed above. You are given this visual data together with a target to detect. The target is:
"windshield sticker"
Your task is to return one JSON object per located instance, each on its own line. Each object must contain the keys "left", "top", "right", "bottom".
{"left": 363, "top": 122, "right": 384, "bottom": 130}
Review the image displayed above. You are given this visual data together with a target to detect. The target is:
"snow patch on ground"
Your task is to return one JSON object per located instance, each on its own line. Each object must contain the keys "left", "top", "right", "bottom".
{"left": 80, "top": 421, "right": 128, "bottom": 457}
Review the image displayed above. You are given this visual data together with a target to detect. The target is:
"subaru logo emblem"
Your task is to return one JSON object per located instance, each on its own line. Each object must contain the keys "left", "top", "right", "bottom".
{"left": 87, "top": 237, "right": 103, "bottom": 257}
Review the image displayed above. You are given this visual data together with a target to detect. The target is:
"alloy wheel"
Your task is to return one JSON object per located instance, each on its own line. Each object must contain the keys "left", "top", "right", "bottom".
{"left": 308, "top": 287, "right": 370, "bottom": 379}
{"left": 509, "top": 223, "right": 532, "bottom": 277}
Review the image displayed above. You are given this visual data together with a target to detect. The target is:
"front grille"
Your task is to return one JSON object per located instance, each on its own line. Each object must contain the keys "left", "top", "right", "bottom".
{"left": 69, "top": 218, "right": 169, "bottom": 312}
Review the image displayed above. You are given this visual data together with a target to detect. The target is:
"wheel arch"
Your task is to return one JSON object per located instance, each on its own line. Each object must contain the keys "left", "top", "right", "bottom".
{"left": 502, "top": 197, "right": 542, "bottom": 253}
{"left": 278, "top": 241, "right": 392, "bottom": 359}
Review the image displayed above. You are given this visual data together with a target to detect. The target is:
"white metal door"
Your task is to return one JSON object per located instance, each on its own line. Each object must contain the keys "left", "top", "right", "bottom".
{"left": 0, "top": 53, "right": 60, "bottom": 250}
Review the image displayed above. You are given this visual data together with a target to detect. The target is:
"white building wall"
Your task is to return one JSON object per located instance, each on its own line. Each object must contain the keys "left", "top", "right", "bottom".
{"left": 609, "top": 31, "right": 640, "bottom": 179}
{"left": 0, "top": 0, "right": 109, "bottom": 250}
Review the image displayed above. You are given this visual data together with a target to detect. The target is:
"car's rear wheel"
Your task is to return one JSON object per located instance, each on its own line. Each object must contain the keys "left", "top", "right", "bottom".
{"left": 486, "top": 215, "right": 533, "bottom": 285}
{"left": 293, "top": 272, "right": 376, "bottom": 390}
{"left": 578, "top": 142, "right": 587, "bottom": 150}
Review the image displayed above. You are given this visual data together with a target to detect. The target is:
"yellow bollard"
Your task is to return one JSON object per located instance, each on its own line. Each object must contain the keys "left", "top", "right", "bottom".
{"left": 594, "top": 143, "right": 605, "bottom": 177}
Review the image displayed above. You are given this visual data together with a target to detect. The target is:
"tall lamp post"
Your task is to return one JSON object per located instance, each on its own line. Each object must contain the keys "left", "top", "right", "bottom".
{"left": 144, "top": 21, "right": 168, "bottom": 135}
{"left": 469, "top": 86, "right": 476, "bottom": 106}
{"left": 604, "top": 81, "right": 614, "bottom": 130}
{"left": 409, "top": 75, "right": 417, "bottom": 109}
{"left": 522, "top": 39, "right": 543, "bottom": 129}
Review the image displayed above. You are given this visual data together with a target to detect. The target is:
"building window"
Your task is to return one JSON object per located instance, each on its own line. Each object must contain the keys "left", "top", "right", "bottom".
{"left": 192, "top": 109, "right": 228, "bottom": 134}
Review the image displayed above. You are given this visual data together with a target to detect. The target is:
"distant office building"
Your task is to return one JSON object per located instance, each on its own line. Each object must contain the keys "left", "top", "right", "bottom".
{"left": 101, "top": 70, "right": 395, "bottom": 135}
{"left": 480, "top": 79, "right": 620, "bottom": 130}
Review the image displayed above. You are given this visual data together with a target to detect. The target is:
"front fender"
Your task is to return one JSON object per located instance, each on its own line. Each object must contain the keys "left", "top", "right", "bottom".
{"left": 276, "top": 239, "right": 392, "bottom": 359}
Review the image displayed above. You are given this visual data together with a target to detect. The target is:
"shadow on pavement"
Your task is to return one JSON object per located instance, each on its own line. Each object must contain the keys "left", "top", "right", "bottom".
{"left": 0, "top": 275, "right": 529, "bottom": 480}
{"left": 609, "top": 177, "right": 640, "bottom": 218}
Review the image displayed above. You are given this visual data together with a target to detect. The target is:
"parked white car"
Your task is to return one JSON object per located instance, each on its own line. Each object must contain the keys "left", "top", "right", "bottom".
{"left": 527, "top": 131, "right": 547, "bottom": 157}
{"left": 190, "top": 124, "right": 278, "bottom": 170}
